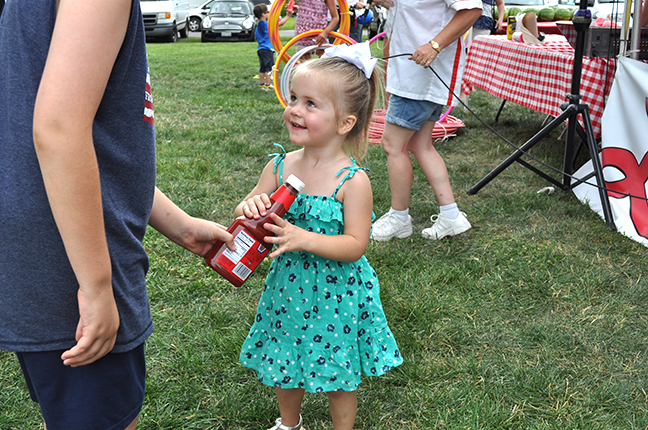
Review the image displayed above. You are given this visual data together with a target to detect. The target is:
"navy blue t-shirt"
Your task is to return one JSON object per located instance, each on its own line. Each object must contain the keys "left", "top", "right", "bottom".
{"left": 0, "top": 0, "right": 156, "bottom": 353}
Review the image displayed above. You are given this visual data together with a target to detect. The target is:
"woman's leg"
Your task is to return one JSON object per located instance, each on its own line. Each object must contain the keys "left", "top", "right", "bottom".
{"left": 381, "top": 122, "right": 417, "bottom": 210}
{"left": 408, "top": 120, "right": 456, "bottom": 206}
{"left": 327, "top": 391, "right": 357, "bottom": 430}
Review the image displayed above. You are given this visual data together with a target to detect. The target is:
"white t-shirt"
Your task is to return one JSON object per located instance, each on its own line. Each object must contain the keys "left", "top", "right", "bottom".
{"left": 386, "top": 0, "right": 481, "bottom": 106}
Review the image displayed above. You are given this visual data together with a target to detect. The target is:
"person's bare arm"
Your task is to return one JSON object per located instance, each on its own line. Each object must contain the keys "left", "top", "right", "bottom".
{"left": 148, "top": 188, "right": 235, "bottom": 256}
{"left": 410, "top": 7, "right": 482, "bottom": 67}
{"left": 495, "top": 0, "right": 505, "bottom": 31}
{"left": 33, "top": 0, "right": 132, "bottom": 367}
{"left": 264, "top": 171, "right": 373, "bottom": 263}
{"left": 278, "top": 9, "right": 294, "bottom": 26}
{"left": 317, "top": 0, "right": 340, "bottom": 45}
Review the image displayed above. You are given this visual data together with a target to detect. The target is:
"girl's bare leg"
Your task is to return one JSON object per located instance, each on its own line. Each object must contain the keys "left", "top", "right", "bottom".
{"left": 327, "top": 391, "right": 357, "bottom": 430}
{"left": 276, "top": 387, "right": 305, "bottom": 427}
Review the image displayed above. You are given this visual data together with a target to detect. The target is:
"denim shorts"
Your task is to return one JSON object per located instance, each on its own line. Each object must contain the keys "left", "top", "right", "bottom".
{"left": 385, "top": 94, "right": 444, "bottom": 131}
{"left": 16, "top": 343, "right": 146, "bottom": 430}
{"left": 258, "top": 49, "right": 275, "bottom": 74}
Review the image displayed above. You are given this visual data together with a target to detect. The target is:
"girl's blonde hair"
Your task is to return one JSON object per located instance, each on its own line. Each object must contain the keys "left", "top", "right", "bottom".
{"left": 291, "top": 56, "right": 383, "bottom": 160}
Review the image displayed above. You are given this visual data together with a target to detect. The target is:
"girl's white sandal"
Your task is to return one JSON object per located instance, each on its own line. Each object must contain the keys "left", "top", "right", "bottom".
{"left": 268, "top": 414, "right": 304, "bottom": 430}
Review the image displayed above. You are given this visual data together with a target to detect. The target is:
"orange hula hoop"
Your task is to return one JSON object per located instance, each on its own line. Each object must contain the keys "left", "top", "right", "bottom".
{"left": 272, "top": 29, "right": 356, "bottom": 108}
{"left": 268, "top": 0, "right": 351, "bottom": 62}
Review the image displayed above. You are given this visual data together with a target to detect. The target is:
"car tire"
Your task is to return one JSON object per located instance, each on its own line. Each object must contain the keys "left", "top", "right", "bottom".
{"left": 166, "top": 24, "right": 179, "bottom": 43}
{"left": 179, "top": 20, "right": 188, "bottom": 38}
{"left": 188, "top": 16, "right": 201, "bottom": 32}
{"left": 201, "top": 31, "right": 208, "bottom": 42}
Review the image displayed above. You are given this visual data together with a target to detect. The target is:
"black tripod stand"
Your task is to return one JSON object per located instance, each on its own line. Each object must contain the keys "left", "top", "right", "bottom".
{"left": 467, "top": 0, "right": 616, "bottom": 229}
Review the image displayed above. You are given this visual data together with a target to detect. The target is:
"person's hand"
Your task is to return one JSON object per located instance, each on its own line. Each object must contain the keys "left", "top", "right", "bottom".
{"left": 372, "top": 0, "right": 391, "bottom": 8}
{"left": 410, "top": 41, "right": 438, "bottom": 68}
{"left": 316, "top": 30, "right": 330, "bottom": 46}
{"left": 61, "top": 285, "right": 120, "bottom": 367}
{"left": 239, "top": 193, "right": 273, "bottom": 219}
{"left": 178, "top": 217, "right": 235, "bottom": 256}
{"left": 264, "top": 213, "right": 307, "bottom": 258}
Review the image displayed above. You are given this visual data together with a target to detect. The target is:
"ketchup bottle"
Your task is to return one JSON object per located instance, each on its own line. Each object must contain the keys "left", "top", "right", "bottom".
{"left": 204, "top": 174, "right": 305, "bottom": 287}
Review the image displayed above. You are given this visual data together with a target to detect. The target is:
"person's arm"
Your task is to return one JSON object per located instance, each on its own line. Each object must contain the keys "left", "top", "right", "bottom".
{"left": 278, "top": 9, "right": 293, "bottom": 27}
{"left": 372, "top": 0, "right": 391, "bottom": 9}
{"left": 641, "top": 0, "right": 648, "bottom": 27}
{"left": 495, "top": 0, "right": 505, "bottom": 31}
{"left": 148, "top": 188, "right": 235, "bottom": 256}
{"left": 264, "top": 171, "right": 372, "bottom": 263}
{"left": 33, "top": 0, "right": 132, "bottom": 367}
{"left": 409, "top": 7, "right": 482, "bottom": 67}
{"left": 317, "top": 0, "right": 340, "bottom": 45}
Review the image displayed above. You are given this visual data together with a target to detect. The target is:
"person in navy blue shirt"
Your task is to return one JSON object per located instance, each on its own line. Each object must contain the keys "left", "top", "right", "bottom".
{"left": 0, "top": 1, "right": 234, "bottom": 428}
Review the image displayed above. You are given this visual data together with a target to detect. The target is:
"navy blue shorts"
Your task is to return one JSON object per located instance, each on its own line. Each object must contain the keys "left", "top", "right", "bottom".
{"left": 16, "top": 343, "right": 146, "bottom": 430}
{"left": 258, "top": 48, "right": 275, "bottom": 74}
{"left": 385, "top": 94, "right": 444, "bottom": 131}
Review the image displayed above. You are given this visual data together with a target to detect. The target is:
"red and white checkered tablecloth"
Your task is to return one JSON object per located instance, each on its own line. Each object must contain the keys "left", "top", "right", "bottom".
{"left": 462, "top": 34, "right": 616, "bottom": 137}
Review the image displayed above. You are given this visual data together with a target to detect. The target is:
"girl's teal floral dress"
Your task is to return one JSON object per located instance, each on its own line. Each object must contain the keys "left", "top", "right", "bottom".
{"left": 239, "top": 148, "right": 402, "bottom": 393}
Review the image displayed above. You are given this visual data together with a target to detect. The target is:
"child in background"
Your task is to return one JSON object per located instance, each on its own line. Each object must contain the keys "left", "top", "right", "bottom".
{"left": 236, "top": 43, "right": 402, "bottom": 430}
{"left": 254, "top": 3, "right": 293, "bottom": 90}
{"left": 294, "top": 0, "right": 339, "bottom": 51}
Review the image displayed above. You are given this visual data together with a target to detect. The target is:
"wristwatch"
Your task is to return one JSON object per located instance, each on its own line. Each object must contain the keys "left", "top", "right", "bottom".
{"left": 429, "top": 40, "right": 441, "bottom": 54}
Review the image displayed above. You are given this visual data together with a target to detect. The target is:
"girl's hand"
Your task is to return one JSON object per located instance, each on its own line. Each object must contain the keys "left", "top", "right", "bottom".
{"left": 264, "top": 213, "right": 307, "bottom": 258}
{"left": 239, "top": 193, "right": 272, "bottom": 219}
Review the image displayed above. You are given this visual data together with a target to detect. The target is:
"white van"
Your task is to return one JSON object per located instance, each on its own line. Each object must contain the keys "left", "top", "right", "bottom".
{"left": 141, "top": 0, "right": 191, "bottom": 42}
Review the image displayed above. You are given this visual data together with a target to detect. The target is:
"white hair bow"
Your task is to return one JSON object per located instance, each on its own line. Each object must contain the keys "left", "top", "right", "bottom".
{"left": 321, "top": 42, "right": 378, "bottom": 79}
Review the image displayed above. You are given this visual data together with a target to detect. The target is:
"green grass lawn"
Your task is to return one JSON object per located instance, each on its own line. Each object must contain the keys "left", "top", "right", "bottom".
{"left": 2, "top": 37, "right": 647, "bottom": 430}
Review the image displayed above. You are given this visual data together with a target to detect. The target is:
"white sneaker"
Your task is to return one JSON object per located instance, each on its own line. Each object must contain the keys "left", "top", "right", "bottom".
{"left": 421, "top": 212, "right": 471, "bottom": 240}
{"left": 371, "top": 212, "right": 413, "bottom": 241}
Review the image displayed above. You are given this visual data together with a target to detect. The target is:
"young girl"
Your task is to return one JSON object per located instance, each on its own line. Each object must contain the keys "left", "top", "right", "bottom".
{"left": 236, "top": 43, "right": 402, "bottom": 430}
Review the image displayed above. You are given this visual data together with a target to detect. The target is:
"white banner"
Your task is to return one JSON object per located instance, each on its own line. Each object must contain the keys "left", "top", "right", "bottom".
{"left": 572, "top": 56, "right": 648, "bottom": 247}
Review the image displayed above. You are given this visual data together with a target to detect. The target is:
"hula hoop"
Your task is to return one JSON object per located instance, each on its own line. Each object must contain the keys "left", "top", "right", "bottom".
{"left": 278, "top": 44, "right": 332, "bottom": 108}
{"left": 367, "top": 31, "right": 386, "bottom": 45}
{"left": 268, "top": 0, "right": 351, "bottom": 61}
{"left": 272, "top": 29, "right": 356, "bottom": 108}
{"left": 438, "top": 106, "right": 453, "bottom": 123}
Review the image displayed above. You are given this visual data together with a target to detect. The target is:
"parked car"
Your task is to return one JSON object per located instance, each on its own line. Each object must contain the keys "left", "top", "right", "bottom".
{"left": 188, "top": 0, "right": 215, "bottom": 32}
{"left": 201, "top": 0, "right": 256, "bottom": 42}
{"left": 141, "top": 0, "right": 191, "bottom": 43}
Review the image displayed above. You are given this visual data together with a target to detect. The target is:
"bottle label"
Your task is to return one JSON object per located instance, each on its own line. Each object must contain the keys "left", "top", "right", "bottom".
{"left": 214, "top": 229, "right": 269, "bottom": 281}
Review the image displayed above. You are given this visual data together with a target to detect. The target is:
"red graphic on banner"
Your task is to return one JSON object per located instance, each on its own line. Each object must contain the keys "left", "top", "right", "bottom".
{"left": 602, "top": 147, "right": 648, "bottom": 239}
